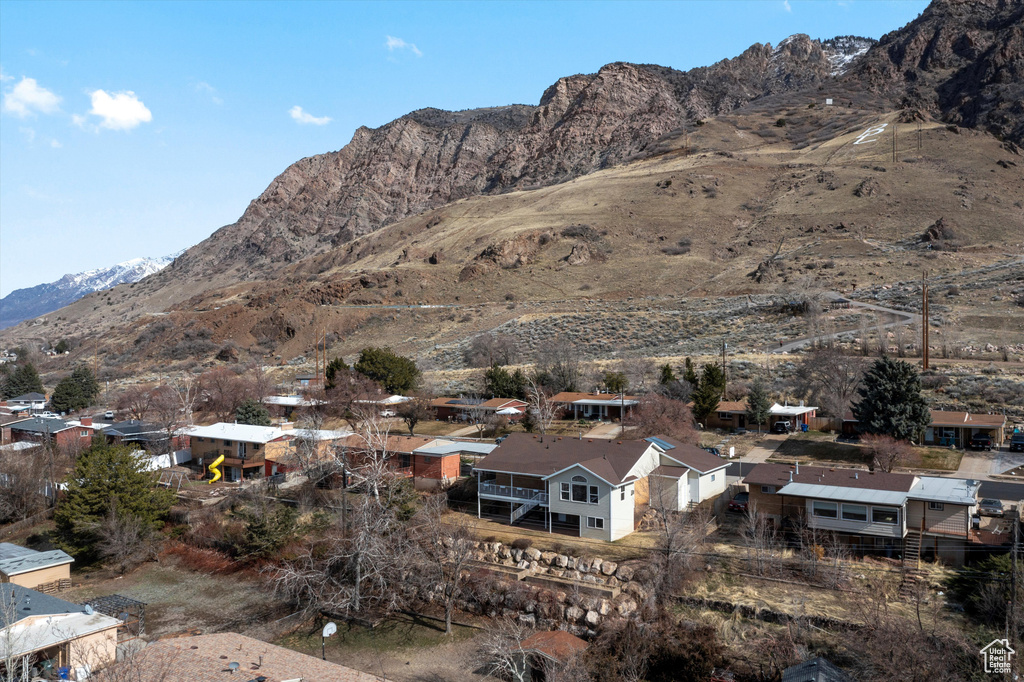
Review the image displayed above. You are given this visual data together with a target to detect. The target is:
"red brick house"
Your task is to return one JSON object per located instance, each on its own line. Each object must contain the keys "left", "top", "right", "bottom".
{"left": 9, "top": 417, "right": 93, "bottom": 451}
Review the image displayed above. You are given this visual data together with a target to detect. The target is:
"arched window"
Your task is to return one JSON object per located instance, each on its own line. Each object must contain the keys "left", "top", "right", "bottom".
{"left": 571, "top": 475, "right": 588, "bottom": 502}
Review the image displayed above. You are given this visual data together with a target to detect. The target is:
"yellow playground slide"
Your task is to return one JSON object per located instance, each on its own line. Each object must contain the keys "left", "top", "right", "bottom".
{"left": 208, "top": 454, "right": 225, "bottom": 484}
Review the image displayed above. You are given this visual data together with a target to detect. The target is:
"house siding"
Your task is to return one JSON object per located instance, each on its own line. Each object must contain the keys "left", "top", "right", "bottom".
{"left": 906, "top": 500, "right": 971, "bottom": 537}
{"left": 547, "top": 467, "right": 614, "bottom": 541}
{"left": 2, "top": 563, "right": 71, "bottom": 589}
{"left": 802, "top": 499, "right": 905, "bottom": 538}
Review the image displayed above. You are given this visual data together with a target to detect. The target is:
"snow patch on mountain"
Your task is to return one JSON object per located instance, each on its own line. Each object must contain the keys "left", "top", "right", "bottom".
{"left": 822, "top": 35, "right": 876, "bottom": 75}
{"left": 0, "top": 251, "right": 182, "bottom": 329}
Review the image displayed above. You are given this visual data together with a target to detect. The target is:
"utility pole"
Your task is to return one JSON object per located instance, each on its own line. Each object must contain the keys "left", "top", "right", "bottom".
{"left": 721, "top": 341, "right": 728, "bottom": 399}
{"left": 922, "top": 271, "right": 929, "bottom": 370}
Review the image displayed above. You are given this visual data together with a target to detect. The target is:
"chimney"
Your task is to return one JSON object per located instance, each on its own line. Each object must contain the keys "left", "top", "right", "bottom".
{"left": 789, "top": 471, "right": 793, "bottom": 482}
{"left": 81, "top": 417, "right": 93, "bottom": 427}
{"left": 795, "top": 461, "right": 799, "bottom": 475}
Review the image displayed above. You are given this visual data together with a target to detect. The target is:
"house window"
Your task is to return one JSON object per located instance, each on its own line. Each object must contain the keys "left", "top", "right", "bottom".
{"left": 872, "top": 507, "right": 899, "bottom": 524}
{"left": 224, "top": 440, "right": 232, "bottom": 446}
{"left": 841, "top": 504, "right": 868, "bottom": 522}
{"left": 589, "top": 485, "right": 599, "bottom": 504}
{"left": 812, "top": 501, "right": 838, "bottom": 518}
{"left": 586, "top": 517, "right": 605, "bottom": 529}
{"left": 718, "top": 412, "right": 731, "bottom": 420}
{"left": 620, "top": 485, "right": 626, "bottom": 501}
{"left": 253, "top": 443, "right": 261, "bottom": 451}
{"left": 81, "top": 430, "right": 89, "bottom": 437}
{"left": 571, "top": 475, "right": 588, "bottom": 502}
{"left": 711, "top": 474, "right": 716, "bottom": 482}
{"left": 560, "top": 482, "right": 570, "bottom": 501}
{"left": 928, "top": 501, "right": 944, "bottom": 511}
{"left": 761, "top": 485, "right": 776, "bottom": 494}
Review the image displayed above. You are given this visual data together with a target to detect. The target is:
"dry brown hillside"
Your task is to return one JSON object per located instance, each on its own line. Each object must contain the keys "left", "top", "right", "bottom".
{"left": 6, "top": 104, "right": 1022, "bottom": 385}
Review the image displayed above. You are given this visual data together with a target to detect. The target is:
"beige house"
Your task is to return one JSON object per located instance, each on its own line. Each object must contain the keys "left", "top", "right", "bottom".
{"left": 743, "top": 463, "right": 982, "bottom": 565}
{"left": 0, "top": 543, "right": 73, "bottom": 591}
{"left": 1, "top": 584, "right": 120, "bottom": 679}
{"left": 185, "top": 423, "right": 294, "bottom": 481}
{"left": 924, "top": 410, "right": 1006, "bottom": 448}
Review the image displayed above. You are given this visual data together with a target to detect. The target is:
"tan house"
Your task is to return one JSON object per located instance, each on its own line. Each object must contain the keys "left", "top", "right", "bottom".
{"left": 702, "top": 400, "right": 749, "bottom": 430}
{"left": 924, "top": 410, "right": 1006, "bottom": 448}
{"left": 186, "top": 423, "right": 293, "bottom": 482}
{"left": 0, "top": 584, "right": 121, "bottom": 679}
{"left": 743, "top": 463, "right": 982, "bottom": 565}
{"left": 549, "top": 392, "right": 639, "bottom": 421}
{"left": 0, "top": 543, "right": 73, "bottom": 591}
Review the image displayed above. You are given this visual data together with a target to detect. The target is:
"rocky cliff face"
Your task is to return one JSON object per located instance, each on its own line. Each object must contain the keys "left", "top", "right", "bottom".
{"left": 852, "top": 0, "right": 1024, "bottom": 142}
{"left": 169, "top": 34, "right": 868, "bottom": 282}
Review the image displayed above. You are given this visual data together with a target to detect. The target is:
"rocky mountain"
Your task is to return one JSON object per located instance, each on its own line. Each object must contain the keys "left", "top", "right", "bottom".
{"left": 168, "top": 33, "right": 872, "bottom": 284}
{"left": 0, "top": 254, "right": 179, "bottom": 329}
{"left": 853, "top": 0, "right": 1024, "bottom": 143}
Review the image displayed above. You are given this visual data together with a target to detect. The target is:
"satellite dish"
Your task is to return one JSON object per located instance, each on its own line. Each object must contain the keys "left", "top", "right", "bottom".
{"left": 322, "top": 622, "right": 337, "bottom": 638}
{"left": 228, "top": 662, "right": 240, "bottom": 671}
{"left": 84, "top": 604, "right": 94, "bottom": 615}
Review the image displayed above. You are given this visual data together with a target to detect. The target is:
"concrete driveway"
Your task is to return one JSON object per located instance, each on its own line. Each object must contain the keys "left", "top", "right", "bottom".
{"left": 741, "top": 433, "right": 790, "bottom": 463}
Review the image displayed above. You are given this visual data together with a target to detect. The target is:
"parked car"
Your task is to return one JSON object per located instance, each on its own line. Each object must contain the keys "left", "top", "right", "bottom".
{"left": 771, "top": 421, "right": 792, "bottom": 434}
{"left": 1010, "top": 433, "right": 1024, "bottom": 453}
{"left": 704, "top": 447, "right": 721, "bottom": 456}
{"left": 978, "top": 498, "right": 1004, "bottom": 517}
{"left": 969, "top": 433, "right": 993, "bottom": 451}
{"left": 728, "top": 492, "right": 749, "bottom": 513}
{"left": 104, "top": 410, "right": 115, "bottom": 419}
{"left": 380, "top": 409, "right": 397, "bottom": 418}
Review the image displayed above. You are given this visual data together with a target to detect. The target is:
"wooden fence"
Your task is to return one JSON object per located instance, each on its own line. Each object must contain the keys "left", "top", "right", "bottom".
{"left": 808, "top": 416, "right": 842, "bottom": 432}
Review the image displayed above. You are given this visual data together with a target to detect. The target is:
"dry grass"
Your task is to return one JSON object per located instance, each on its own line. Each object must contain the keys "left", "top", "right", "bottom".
{"left": 771, "top": 433, "right": 962, "bottom": 471}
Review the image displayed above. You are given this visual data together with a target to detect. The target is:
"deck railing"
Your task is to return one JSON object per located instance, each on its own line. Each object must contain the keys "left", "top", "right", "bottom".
{"left": 479, "top": 482, "right": 548, "bottom": 503}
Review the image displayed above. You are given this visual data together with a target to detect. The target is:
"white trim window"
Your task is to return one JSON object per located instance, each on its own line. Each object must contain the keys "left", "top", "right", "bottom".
{"left": 761, "top": 485, "right": 776, "bottom": 494}
{"left": 841, "top": 503, "right": 868, "bottom": 522}
{"left": 589, "top": 485, "right": 599, "bottom": 504}
{"left": 620, "top": 485, "right": 626, "bottom": 501}
{"left": 872, "top": 506, "right": 899, "bottom": 524}
{"left": 928, "top": 501, "right": 944, "bottom": 511}
{"left": 571, "top": 475, "right": 588, "bottom": 503}
{"left": 560, "top": 482, "right": 570, "bottom": 501}
{"left": 812, "top": 500, "right": 838, "bottom": 518}
{"left": 586, "top": 516, "right": 605, "bottom": 529}
{"left": 711, "top": 474, "right": 716, "bottom": 482}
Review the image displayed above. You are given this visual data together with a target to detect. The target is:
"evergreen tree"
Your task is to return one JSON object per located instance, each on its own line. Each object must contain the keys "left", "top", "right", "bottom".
{"left": 49, "top": 366, "right": 100, "bottom": 414}
{"left": 483, "top": 363, "right": 528, "bottom": 399}
{"left": 2, "top": 361, "right": 44, "bottom": 398}
{"left": 852, "top": 357, "right": 930, "bottom": 442}
{"left": 354, "top": 346, "right": 420, "bottom": 394}
{"left": 54, "top": 339, "right": 70, "bottom": 354}
{"left": 54, "top": 444, "right": 174, "bottom": 558}
{"left": 235, "top": 398, "right": 272, "bottom": 426}
{"left": 603, "top": 371, "right": 628, "bottom": 394}
{"left": 682, "top": 357, "right": 699, "bottom": 387}
{"left": 658, "top": 363, "right": 677, "bottom": 385}
{"left": 746, "top": 377, "right": 772, "bottom": 433}
{"left": 324, "top": 357, "right": 350, "bottom": 390}
{"left": 691, "top": 364, "right": 727, "bottom": 425}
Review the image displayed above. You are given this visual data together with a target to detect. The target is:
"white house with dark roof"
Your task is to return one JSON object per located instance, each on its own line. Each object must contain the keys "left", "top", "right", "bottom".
{"left": 474, "top": 433, "right": 728, "bottom": 541}
{"left": 6, "top": 393, "right": 47, "bottom": 414}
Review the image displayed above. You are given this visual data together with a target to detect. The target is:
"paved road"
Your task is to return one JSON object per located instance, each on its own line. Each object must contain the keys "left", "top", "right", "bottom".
{"left": 726, "top": 461, "right": 1024, "bottom": 501}
{"left": 771, "top": 291, "right": 918, "bottom": 354}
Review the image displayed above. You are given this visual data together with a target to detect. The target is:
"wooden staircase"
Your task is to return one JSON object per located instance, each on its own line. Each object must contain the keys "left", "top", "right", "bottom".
{"left": 899, "top": 523, "right": 925, "bottom": 600}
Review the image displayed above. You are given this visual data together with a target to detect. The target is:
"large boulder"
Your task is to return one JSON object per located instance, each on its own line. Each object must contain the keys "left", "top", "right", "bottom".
{"left": 601, "top": 561, "right": 618, "bottom": 576}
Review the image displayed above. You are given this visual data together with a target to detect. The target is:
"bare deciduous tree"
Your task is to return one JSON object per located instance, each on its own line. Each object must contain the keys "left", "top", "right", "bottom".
{"left": 464, "top": 333, "right": 520, "bottom": 368}
{"left": 115, "top": 384, "right": 155, "bottom": 421}
{"left": 862, "top": 434, "right": 919, "bottom": 472}
{"left": 0, "top": 447, "right": 48, "bottom": 523}
{"left": 168, "top": 371, "right": 201, "bottom": 426}
{"left": 413, "top": 492, "right": 475, "bottom": 635}
{"left": 743, "top": 503, "right": 778, "bottom": 577}
{"left": 475, "top": 617, "right": 534, "bottom": 682}
{"left": 793, "top": 348, "right": 866, "bottom": 419}
{"left": 96, "top": 506, "right": 157, "bottom": 575}
{"left": 526, "top": 380, "right": 557, "bottom": 435}
{"left": 628, "top": 394, "right": 698, "bottom": 444}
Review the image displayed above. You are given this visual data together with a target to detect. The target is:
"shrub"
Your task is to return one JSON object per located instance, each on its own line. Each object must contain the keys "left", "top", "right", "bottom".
{"left": 775, "top": 118, "right": 788, "bottom": 127}
{"left": 511, "top": 538, "right": 533, "bottom": 550}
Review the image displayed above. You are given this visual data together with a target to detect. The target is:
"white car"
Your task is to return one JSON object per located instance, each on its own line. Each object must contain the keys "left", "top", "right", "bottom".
{"left": 380, "top": 410, "right": 397, "bottom": 418}
{"left": 104, "top": 410, "right": 115, "bottom": 419}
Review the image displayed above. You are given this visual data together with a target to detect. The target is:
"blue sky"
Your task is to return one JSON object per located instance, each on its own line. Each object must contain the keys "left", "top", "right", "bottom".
{"left": 0, "top": 0, "right": 929, "bottom": 296}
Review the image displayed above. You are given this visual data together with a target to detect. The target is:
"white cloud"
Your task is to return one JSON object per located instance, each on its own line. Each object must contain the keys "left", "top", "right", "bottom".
{"left": 196, "top": 81, "right": 223, "bottom": 105}
{"left": 3, "top": 77, "right": 61, "bottom": 117}
{"left": 385, "top": 35, "right": 423, "bottom": 57}
{"left": 0, "top": 67, "right": 13, "bottom": 82}
{"left": 87, "top": 89, "right": 152, "bottom": 130}
{"left": 71, "top": 113, "right": 87, "bottom": 128}
{"left": 783, "top": 0, "right": 792, "bottom": 11}
{"left": 289, "top": 105, "right": 331, "bottom": 125}
{"left": 50, "top": 139, "right": 61, "bottom": 148}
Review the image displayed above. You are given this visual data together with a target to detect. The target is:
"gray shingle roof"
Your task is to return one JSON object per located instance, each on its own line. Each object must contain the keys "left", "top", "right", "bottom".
{"left": 10, "top": 392, "right": 46, "bottom": 402}
{"left": 782, "top": 657, "right": 853, "bottom": 682}
{"left": 9, "top": 417, "right": 72, "bottom": 434}
{"left": 0, "top": 583, "right": 83, "bottom": 618}
{"left": 475, "top": 433, "right": 652, "bottom": 485}
{"left": 0, "top": 543, "right": 74, "bottom": 577}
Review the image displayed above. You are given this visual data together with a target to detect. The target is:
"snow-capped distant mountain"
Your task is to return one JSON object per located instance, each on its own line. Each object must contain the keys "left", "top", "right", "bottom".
{"left": 0, "top": 252, "right": 181, "bottom": 329}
